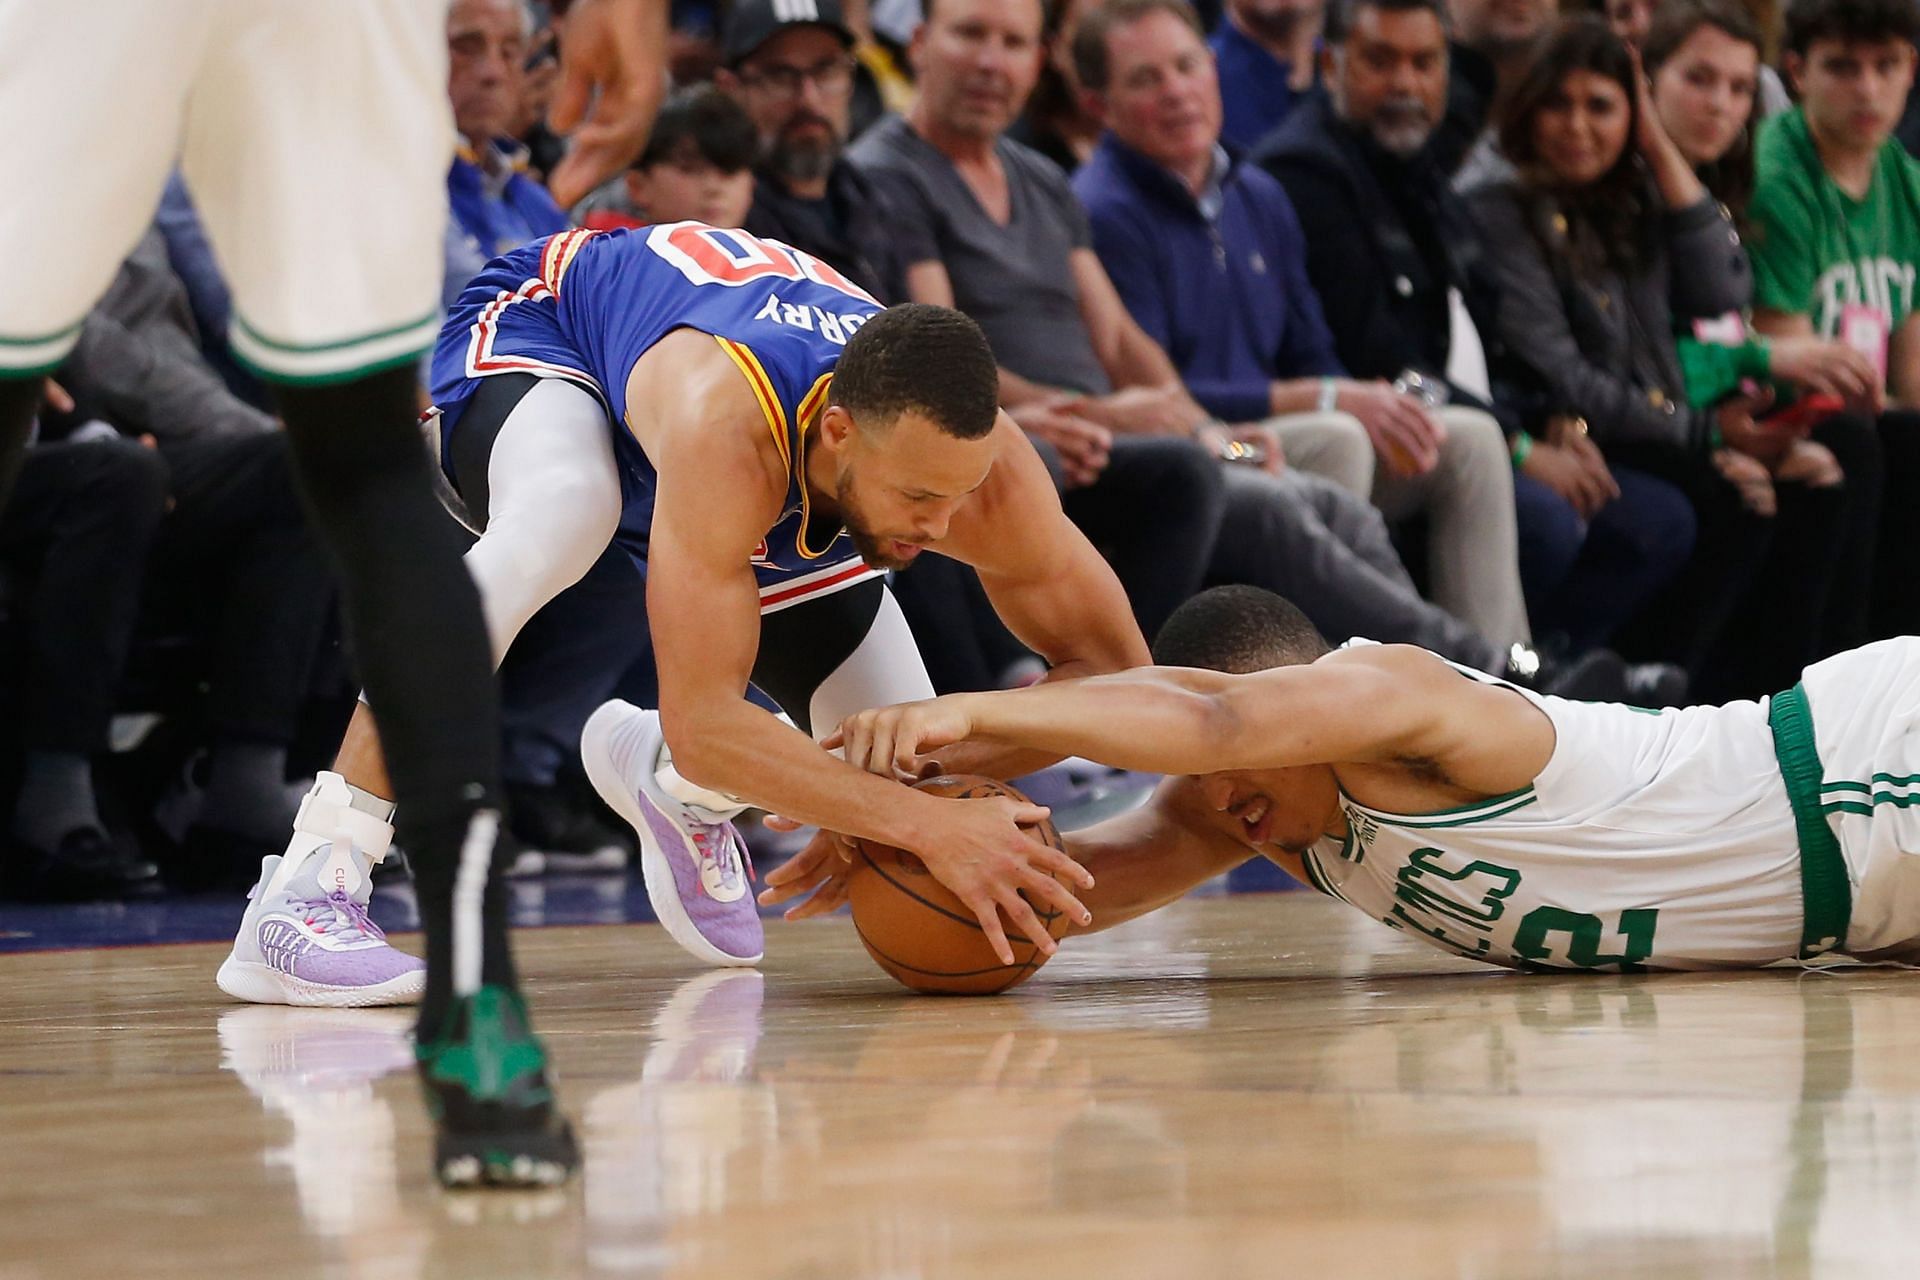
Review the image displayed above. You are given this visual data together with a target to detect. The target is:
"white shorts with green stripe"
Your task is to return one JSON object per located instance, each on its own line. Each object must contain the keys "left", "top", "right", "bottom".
{"left": 0, "top": 0, "right": 450, "bottom": 383}
{"left": 1799, "top": 637, "right": 1920, "bottom": 960}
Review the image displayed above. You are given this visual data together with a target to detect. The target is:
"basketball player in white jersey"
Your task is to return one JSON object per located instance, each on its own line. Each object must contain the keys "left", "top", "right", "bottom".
{"left": 0, "top": 0, "right": 665, "bottom": 1186}
{"left": 782, "top": 586, "right": 1920, "bottom": 970}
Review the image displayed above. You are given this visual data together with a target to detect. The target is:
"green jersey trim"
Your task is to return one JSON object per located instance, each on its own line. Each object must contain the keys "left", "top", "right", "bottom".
{"left": 1768, "top": 683, "right": 1852, "bottom": 958}
{"left": 1340, "top": 784, "right": 1539, "bottom": 830}
{"left": 1299, "top": 848, "right": 1349, "bottom": 903}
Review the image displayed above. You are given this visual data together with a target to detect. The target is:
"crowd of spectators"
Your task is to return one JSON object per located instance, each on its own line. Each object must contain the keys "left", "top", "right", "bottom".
{"left": 8, "top": 0, "right": 1918, "bottom": 901}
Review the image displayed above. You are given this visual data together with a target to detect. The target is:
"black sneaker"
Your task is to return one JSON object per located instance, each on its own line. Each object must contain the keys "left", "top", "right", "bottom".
{"left": 6, "top": 827, "right": 160, "bottom": 902}
{"left": 1506, "top": 645, "right": 1688, "bottom": 706}
{"left": 416, "top": 984, "right": 579, "bottom": 1188}
{"left": 1622, "top": 661, "right": 1689, "bottom": 708}
{"left": 503, "top": 780, "right": 629, "bottom": 876}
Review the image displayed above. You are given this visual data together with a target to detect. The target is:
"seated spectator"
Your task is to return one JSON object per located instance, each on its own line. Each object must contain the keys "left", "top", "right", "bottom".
{"left": 1009, "top": 0, "right": 1104, "bottom": 174}
{"left": 445, "top": 0, "right": 571, "bottom": 308}
{"left": 722, "top": 0, "right": 928, "bottom": 302}
{"left": 1260, "top": 0, "right": 1695, "bottom": 657}
{"left": 848, "top": 0, "right": 1228, "bottom": 639}
{"left": 1073, "top": 0, "right": 1538, "bottom": 654}
{"left": 856, "top": 0, "right": 1641, "bottom": 696}
{"left": 1747, "top": 0, "right": 1920, "bottom": 638}
{"left": 26, "top": 232, "right": 340, "bottom": 890}
{"left": 1647, "top": 0, "right": 1886, "bottom": 687}
{"left": 152, "top": 176, "right": 266, "bottom": 409}
{"left": 582, "top": 87, "right": 759, "bottom": 231}
{"left": 1462, "top": 17, "right": 1859, "bottom": 699}
{"left": 1604, "top": 0, "right": 1652, "bottom": 47}
{"left": 1212, "top": 0, "right": 1327, "bottom": 149}
{"left": 1435, "top": 0, "right": 1557, "bottom": 175}
{"left": 0, "top": 410, "right": 165, "bottom": 900}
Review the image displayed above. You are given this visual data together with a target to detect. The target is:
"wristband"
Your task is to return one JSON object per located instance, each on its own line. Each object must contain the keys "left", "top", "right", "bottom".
{"left": 1510, "top": 432, "right": 1534, "bottom": 468}
{"left": 1318, "top": 378, "right": 1339, "bottom": 414}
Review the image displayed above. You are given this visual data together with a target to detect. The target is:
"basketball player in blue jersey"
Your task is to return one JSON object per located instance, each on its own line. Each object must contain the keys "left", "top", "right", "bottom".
{"left": 226, "top": 221, "right": 1145, "bottom": 1011}
{"left": 804, "top": 586, "right": 1920, "bottom": 973}
{"left": 0, "top": 0, "right": 665, "bottom": 1190}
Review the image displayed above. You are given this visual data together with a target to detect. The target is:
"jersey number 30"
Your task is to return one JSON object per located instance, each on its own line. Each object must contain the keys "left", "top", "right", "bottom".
{"left": 647, "top": 222, "right": 879, "bottom": 305}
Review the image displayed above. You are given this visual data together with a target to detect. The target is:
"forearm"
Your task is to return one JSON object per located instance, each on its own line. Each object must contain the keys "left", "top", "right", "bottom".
{"left": 666, "top": 689, "right": 944, "bottom": 851}
{"left": 927, "top": 658, "right": 1120, "bottom": 781}
{"left": 1647, "top": 139, "right": 1707, "bottom": 211}
{"left": 1269, "top": 377, "right": 1334, "bottom": 416}
{"left": 998, "top": 366, "right": 1068, "bottom": 410}
{"left": 951, "top": 669, "right": 1234, "bottom": 774}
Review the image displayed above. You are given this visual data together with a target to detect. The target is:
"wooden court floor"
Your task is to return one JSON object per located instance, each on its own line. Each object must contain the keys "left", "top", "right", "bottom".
{"left": 3, "top": 893, "right": 1918, "bottom": 1280}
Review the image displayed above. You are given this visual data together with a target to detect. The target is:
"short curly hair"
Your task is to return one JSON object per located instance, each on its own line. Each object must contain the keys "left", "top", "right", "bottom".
{"left": 830, "top": 304, "right": 1000, "bottom": 439}
{"left": 1152, "top": 587, "right": 1331, "bottom": 674}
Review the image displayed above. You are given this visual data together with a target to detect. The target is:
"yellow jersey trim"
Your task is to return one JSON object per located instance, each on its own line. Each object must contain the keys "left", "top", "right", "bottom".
{"left": 792, "top": 371, "right": 836, "bottom": 560}
{"left": 714, "top": 336, "right": 790, "bottom": 470}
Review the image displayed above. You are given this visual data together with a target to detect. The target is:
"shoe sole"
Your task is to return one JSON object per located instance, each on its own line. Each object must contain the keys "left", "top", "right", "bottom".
{"left": 434, "top": 1123, "right": 579, "bottom": 1189}
{"left": 580, "top": 704, "right": 762, "bottom": 969}
{"left": 216, "top": 955, "right": 425, "bottom": 1008}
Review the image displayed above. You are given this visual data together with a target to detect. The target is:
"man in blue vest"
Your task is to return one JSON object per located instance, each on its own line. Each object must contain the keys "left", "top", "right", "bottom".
{"left": 445, "top": 0, "right": 572, "bottom": 307}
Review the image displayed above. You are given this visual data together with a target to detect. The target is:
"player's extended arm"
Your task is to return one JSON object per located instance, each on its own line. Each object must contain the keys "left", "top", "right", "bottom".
{"left": 921, "top": 417, "right": 1151, "bottom": 780}
{"left": 834, "top": 645, "right": 1549, "bottom": 786}
{"left": 637, "top": 359, "right": 1095, "bottom": 958}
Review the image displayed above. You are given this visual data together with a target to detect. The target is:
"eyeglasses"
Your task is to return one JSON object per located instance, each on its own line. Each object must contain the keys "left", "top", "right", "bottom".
{"left": 739, "top": 57, "right": 856, "bottom": 101}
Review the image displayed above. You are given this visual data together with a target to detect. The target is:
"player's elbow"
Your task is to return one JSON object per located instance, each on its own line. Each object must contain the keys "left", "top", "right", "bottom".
{"left": 655, "top": 701, "right": 735, "bottom": 793}
{"left": 1192, "top": 686, "right": 1268, "bottom": 772}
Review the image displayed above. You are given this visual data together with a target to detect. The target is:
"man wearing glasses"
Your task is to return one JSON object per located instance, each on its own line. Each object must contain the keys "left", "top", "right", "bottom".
{"left": 719, "top": 0, "right": 930, "bottom": 304}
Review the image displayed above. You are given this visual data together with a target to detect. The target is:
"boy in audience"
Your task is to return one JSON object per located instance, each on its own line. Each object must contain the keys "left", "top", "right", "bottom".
{"left": 585, "top": 86, "right": 759, "bottom": 231}
{"left": 1748, "top": 0, "right": 1920, "bottom": 635}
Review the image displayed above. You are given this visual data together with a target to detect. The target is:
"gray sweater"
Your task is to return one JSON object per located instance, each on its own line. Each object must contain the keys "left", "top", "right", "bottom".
{"left": 65, "top": 229, "right": 275, "bottom": 447}
{"left": 1460, "top": 173, "right": 1750, "bottom": 451}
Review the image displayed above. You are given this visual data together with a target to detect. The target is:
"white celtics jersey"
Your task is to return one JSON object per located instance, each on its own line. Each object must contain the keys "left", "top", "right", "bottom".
{"left": 1301, "top": 659, "right": 1814, "bottom": 971}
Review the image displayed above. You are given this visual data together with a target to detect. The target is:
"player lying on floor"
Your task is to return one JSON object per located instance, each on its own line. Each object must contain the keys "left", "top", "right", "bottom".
{"left": 764, "top": 585, "right": 1920, "bottom": 970}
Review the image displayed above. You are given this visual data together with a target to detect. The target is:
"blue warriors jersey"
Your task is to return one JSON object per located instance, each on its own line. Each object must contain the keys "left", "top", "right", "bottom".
{"left": 428, "top": 223, "right": 887, "bottom": 613}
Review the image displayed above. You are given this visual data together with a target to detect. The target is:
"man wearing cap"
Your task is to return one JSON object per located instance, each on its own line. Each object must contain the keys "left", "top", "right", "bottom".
{"left": 719, "top": 0, "right": 929, "bottom": 304}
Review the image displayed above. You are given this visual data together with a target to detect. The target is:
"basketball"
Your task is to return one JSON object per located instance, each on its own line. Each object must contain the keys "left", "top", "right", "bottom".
{"left": 848, "top": 775, "right": 1075, "bottom": 995}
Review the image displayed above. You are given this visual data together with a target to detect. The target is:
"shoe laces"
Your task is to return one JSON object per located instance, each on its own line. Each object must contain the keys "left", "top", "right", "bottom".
{"left": 689, "top": 821, "right": 756, "bottom": 887}
{"left": 298, "top": 889, "right": 387, "bottom": 944}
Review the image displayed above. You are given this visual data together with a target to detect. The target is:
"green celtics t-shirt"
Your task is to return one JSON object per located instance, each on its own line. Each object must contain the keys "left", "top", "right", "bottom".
{"left": 1749, "top": 107, "right": 1920, "bottom": 339}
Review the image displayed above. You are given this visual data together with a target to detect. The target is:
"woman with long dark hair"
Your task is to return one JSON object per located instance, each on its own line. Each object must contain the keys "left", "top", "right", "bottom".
{"left": 1463, "top": 16, "right": 1863, "bottom": 700}
{"left": 1645, "top": 0, "right": 1886, "bottom": 678}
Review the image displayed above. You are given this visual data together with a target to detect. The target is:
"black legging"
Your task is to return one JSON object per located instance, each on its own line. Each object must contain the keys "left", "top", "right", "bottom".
{"left": 1696, "top": 414, "right": 1883, "bottom": 701}
{"left": 1873, "top": 409, "right": 1920, "bottom": 638}
{"left": 1608, "top": 418, "right": 1883, "bottom": 702}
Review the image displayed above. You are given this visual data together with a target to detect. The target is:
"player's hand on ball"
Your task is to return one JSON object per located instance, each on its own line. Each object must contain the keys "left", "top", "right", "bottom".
{"left": 758, "top": 825, "right": 859, "bottom": 920}
{"left": 826, "top": 697, "right": 976, "bottom": 780}
{"left": 909, "top": 796, "right": 1094, "bottom": 966}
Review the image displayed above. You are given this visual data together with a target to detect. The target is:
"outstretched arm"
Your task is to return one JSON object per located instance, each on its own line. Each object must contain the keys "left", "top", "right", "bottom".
{"left": 832, "top": 645, "right": 1554, "bottom": 792}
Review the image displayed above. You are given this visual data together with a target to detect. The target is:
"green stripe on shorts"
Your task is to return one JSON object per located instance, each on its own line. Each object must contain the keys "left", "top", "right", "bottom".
{"left": 1768, "top": 683, "right": 1852, "bottom": 958}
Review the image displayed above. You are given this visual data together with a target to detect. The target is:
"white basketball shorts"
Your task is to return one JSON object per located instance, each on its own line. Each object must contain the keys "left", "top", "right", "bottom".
{"left": 0, "top": 0, "right": 451, "bottom": 382}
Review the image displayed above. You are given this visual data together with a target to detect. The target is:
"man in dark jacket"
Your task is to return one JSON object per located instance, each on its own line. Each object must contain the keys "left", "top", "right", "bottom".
{"left": 1258, "top": 0, "right": 1693, "bottom": 660}
{"left": 720, "top": 0, "right": 927, "bottom": 303}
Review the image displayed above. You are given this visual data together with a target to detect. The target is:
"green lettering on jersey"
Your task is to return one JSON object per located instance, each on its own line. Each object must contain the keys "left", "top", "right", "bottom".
{"left": 1512, "top": 906, "right": 1660, "bottom": 972}
{"left": 1383, "top": 848, "right": 1523, "bottom": 959}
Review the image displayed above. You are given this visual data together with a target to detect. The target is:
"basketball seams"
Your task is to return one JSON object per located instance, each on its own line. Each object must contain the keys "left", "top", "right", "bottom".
{"left": 851, "top": 920, "right": 1030, "bottom": 983}
{"left": 849, "top": 773, "right": 1079, "bottom": 994}
{"left": 856, "top": 843, "right": 1047, "bottom": 950}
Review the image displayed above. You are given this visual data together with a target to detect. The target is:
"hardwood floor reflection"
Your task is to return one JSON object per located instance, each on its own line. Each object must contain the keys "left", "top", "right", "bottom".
{"left": 3, "top": 895, "right": 1917, "bottom": 1279}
